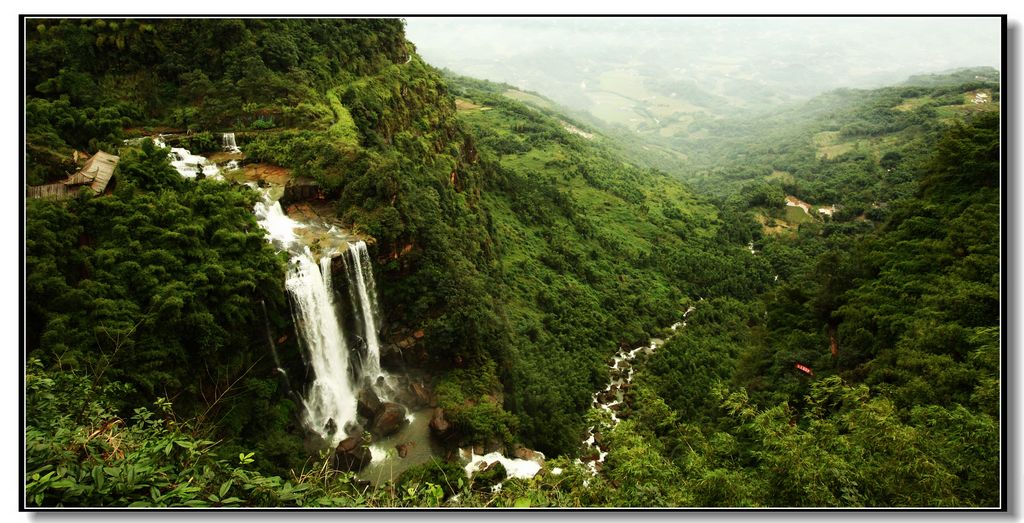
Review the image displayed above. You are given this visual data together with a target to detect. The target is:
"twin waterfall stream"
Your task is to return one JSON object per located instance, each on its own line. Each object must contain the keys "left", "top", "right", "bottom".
{"left": 158, "top": 133, "right": 393, "bottom": 450}
{"left": 156, "top": 132, "right": 698, "bottom": 486}
{"left": 254, "top": 192, "right": 389, "bottom": 447}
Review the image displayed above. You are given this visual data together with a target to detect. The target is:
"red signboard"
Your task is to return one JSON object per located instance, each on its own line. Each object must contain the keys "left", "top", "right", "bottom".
{"left": 794, "top": 363, "right": 814, "bottom": 376}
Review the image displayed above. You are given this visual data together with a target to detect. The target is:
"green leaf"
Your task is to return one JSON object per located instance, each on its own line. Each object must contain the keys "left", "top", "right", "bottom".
{"left": 219, "top": 479, "right": 233, "bottom": 498}
{"left": 514, "top": 497, "right": 531, "bottom": 508}
{"left": 92, "top": 467, "right": 105, "bottom": 491}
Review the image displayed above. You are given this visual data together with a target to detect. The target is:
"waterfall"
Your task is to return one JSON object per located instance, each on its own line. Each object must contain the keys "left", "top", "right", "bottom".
{"left": 171, "top": 146, "right": 221, "bottom": 179}
{"left": 223, "top": 132, "right": 240, "bottom": 153}
{"left": 252, "top": 188, "right": 396, "bottom": 446}
{"left": 288, "top": 250, "right": 357, "bottom": 444}
{"left": 341, "top": 241, "right": 385, "bottom": 390}
{"left": 148, "top": 134, "right": 221, "bottom": 179}
{"left": 253, "top": 189, "right": 357, "bottom": 446}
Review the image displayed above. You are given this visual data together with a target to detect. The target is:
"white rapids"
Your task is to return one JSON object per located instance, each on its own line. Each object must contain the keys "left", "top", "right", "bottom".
{"left": 577, "top": 304, "right": 698, "bottom": 476}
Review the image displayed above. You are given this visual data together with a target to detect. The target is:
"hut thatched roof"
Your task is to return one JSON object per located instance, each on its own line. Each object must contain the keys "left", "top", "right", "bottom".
{"left": 27, "top": 150, "right": 119, "bottom": 200}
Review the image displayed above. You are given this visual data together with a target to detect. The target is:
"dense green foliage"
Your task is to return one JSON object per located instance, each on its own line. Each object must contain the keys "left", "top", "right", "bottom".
{"left": 24, "top": 18, "right": 999, "bottom": 508}
{"left": 445, "top": 74, "right": 781, "bottom": 455}
{"left": 580, "top": 89, "right": 1001, "bottom": 507}
{"left": 25, "top": 19, "right": 408, "bottom": 183}
{"left": 25, "top": 140, "right": 312, "bottom": 476}
{"left": 26, "top": 359, "right": 465, "bottom": 507}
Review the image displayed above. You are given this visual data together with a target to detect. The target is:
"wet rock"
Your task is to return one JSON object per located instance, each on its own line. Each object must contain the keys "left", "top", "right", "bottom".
{"left": 473, "top": 444, "right": 485, "bottom": 456}
{"left": 513, "top": 446, "right": 542, "bottom": 462}
{"left": 333, "top": 435, "right": 372, "bottom": 472}
{"left": 429, "top": 407, "right": 450, "bottom": 438}
{"left": 410, "top": 382, "right": 433, "bottom": 407}
{"left": 280, "top": 176, "right": 320, "bottom": 207}
{"left": 369, "top": 402, "right": 408, "bottom": 438}
{"left": 323, "top": 418, "right": 338, "bottom": 437}
{"left": 394, "top": 380, "right": 433, "bottom": 409}
{"left": 396, "top": 441, "right": 415, "bottom": 458}
{"left": 357, "top": 385, "right": 382, "bottom": 420}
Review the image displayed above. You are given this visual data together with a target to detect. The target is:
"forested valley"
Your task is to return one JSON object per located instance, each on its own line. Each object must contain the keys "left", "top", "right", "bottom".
{"left": 23, "top": 18, "right": 1001, "bottom": 508}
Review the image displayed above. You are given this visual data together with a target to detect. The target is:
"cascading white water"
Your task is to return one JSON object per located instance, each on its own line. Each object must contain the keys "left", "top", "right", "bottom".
{"left": 343, "top": 241, "right": 385, "bottom": 387}
{"left": 253, "top": 189, "right": 358, "bottom": 446}
{"left": 146, "top": 134, "right": 222, "bottom": 179}
{"left": 251, "top": 187, "right": 398, "bottom": 447}
{"left": 223, "top": 132, "right": 240, "bottom": 153}
{"left": 288, "top": 250, "right": 357, "bottom": 444}
{"left": 169, "top": 147, "right": 221, "bottom": 178}
{"left": 578, "top": 304, "right": 698, "bottom": 477}
{"left": 145, "top": 134, "right": 385, "bottom": 446}
{"left": 321, "top": 255, "right": 334, "bottom": 301}
{"left": 141, "top": 129, "right": 392, "bottom": 448}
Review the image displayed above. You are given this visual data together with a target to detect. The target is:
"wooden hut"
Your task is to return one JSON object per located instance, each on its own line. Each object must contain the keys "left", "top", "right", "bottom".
{"left": 27, "top": 151, "right": 119, "bottom": 200}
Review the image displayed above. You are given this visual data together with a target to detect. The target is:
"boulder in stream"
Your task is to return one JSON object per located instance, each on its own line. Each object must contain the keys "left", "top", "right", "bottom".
{"left": 512, "top": 445, "right": 544, "bottom": 463}
{"left": 333, "top": 434, "right": 372, "bottom": 472}
{"left": 357, "top": 385, "right": 383, "bottom": 420}
{"left": 410, "top": 382, "right": 434, "bottom": 408}
{"left": 396, "top": 441, "right": 415, "bottom": 459}
{"left": 369, "top": 402, "right": 408, "bottom": 438}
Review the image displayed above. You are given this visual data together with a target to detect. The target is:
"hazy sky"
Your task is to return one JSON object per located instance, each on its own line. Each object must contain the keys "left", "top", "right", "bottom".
{"left": 405, "top": 17, "right": 1001, "bottom": 112}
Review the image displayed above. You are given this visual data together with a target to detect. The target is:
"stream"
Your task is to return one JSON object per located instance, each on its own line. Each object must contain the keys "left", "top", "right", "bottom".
{"left": 578, "top": 304, "right": 698, "bottom": 475}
